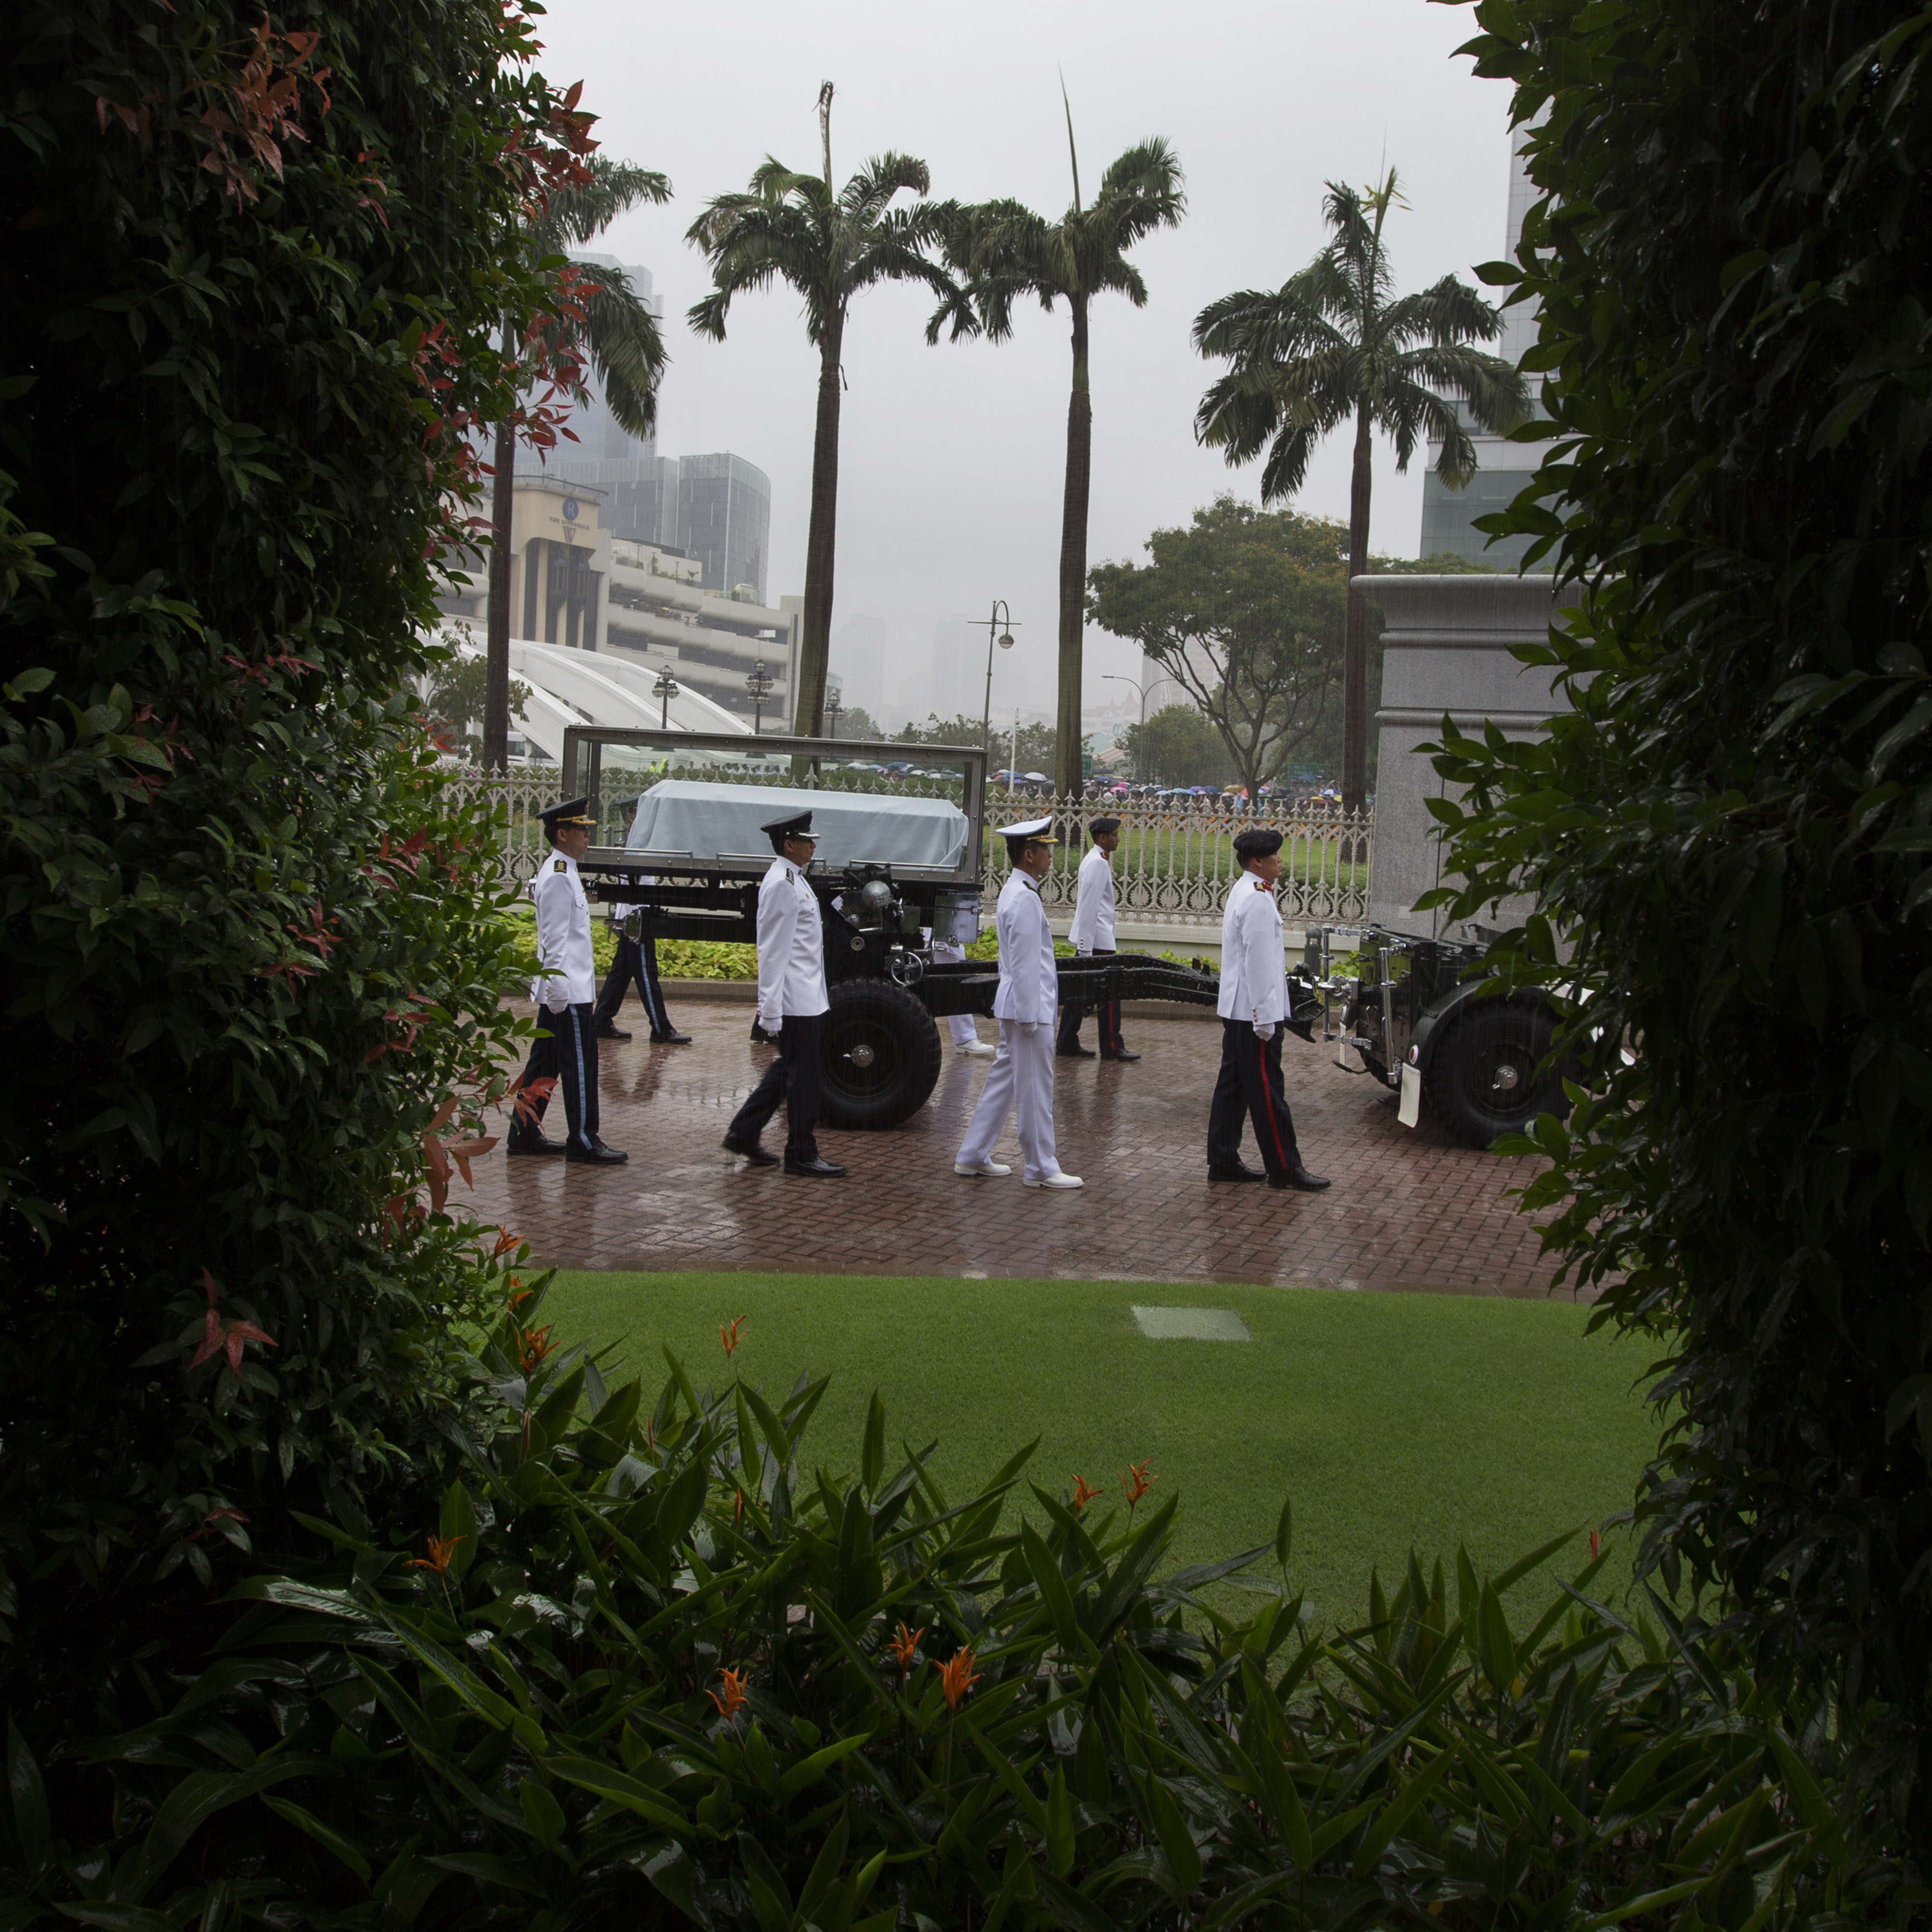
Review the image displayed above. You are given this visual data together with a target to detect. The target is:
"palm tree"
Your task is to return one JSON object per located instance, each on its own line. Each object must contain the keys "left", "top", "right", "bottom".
{"left": 1192, "top": 170, "right": 1528, "bottom": 817}
{"left": 932, "top": 103, "right": 1183, "bottom": 797}
{"left": 687, "top": 84, "right": 951, "bottom": 739}
{"left": 481, "top": 158, "right": 671, "bottom": 771}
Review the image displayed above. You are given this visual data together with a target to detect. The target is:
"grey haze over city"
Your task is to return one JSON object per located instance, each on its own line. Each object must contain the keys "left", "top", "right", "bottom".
{"left": 527, "top": 0, "right": 1516, "bottom": 737}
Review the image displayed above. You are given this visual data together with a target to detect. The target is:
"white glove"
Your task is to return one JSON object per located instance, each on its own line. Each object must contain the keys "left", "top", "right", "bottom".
{"left": 1075, "top": 945, "right": 1092, "bottom": 957}
{"left": 757, "top": 1011, "right": 780, "bottom": 1036}
{"left": 1020, "top": 1021, "right": 1039, "bottom": 1035}
{"left": 1254, "top": 1021, "right": 1275, "bottom": 1041}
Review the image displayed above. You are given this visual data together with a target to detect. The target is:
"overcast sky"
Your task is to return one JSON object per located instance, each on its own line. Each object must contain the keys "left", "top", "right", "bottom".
{"left": 534, "top": 0, "right": 1516, "bottom": 727}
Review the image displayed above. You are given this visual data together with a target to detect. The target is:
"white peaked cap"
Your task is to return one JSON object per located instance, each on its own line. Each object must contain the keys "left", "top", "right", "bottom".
{"left": 998, "top": 816, "right": 1056, "bottom": 841}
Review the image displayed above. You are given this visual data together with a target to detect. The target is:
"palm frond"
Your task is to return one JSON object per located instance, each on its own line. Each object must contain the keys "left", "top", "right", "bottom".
{"left": 573, "top": 266, "right": 667, "bottom": 438}
{"left": 839, "top": 151, "right": 932, "bottom": 222}
{"left": 530, "top": 157, "right": 671, "bottom": 254}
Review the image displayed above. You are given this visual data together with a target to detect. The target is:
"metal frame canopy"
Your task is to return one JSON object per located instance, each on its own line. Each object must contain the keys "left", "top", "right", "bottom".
{"left": 558, "top": 726, "right": 990, "bottom": 890}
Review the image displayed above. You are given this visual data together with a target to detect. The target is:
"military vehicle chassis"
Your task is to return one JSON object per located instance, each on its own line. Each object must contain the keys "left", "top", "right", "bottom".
{"left": 1305, "top": 925, "right": 1574, "bottom": 1148}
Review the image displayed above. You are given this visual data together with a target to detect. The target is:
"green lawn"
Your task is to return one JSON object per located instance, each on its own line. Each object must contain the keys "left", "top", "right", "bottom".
{"left": 541, "top": 1270, "right": 1658, "bottom": 1626}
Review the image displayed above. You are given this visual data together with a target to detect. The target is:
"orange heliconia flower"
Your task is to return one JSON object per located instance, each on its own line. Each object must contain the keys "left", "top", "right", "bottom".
{"left": 890, "top": 1622, "right": 925, "bottom": 1671}
{"left": 720, "top": 1315, "right": 746, "bottom": 1359}
{"left": 708, "top": 1667, "right": 749, "bottom": 1720}
{"left": 517, "top": 1325, "right": 555, "bottom": 1375}
{"left": 939, "top": 1648, "right": 980, "bottom": 1712}
{"left": 1122, "top": 1458, "right": 1155, "bottom": 1508}
{"left": 1071, "top": 1476, "right": 1100, "bottom": 1514}
{"left": 409, "top": 1533, "right": 465, "bottom": 1575}
{"left": 490, "top": 1229, "right": 522, "bottom": 1260}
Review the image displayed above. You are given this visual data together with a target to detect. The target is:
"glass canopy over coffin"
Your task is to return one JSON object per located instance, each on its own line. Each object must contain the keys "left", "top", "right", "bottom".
{"left": 625, "top": 781, "right": 969, "bottom": 873}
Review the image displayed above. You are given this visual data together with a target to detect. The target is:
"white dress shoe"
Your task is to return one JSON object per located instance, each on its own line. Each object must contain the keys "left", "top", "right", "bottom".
{"left": 954, "top": 1159, "right": 1012, "bottom": 1176}
{"left": 955, "top": 1039, "right": 997, "bottom": 1057}
{"left": 1023, "top": 1171, "right": 1084, "bottom": 1190}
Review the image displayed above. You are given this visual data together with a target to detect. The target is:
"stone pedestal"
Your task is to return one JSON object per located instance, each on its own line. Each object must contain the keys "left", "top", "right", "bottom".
{"left": 1357, "top": 575, "right": 1568, "bottom": 940}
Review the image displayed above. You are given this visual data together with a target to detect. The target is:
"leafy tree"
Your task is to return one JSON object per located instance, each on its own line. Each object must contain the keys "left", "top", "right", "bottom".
{"left": 826, "top": 700, "right": 881, "bottom": 741}
{"left": 0, "top": 0, "right": 568, "bottom": 1735}
{"left": 1193, "top": 172, "right": 1526, "bottom": 817}
{"left": 931, "top": 102, "right": 1184, "bottom": 796}
{"left": 899, "top": 711, "right": 1056, "bottom": 777}
{"left": 1087, "top": 499, "right": 1348, "bottom": 798}
{"left": 1427, "top": 0, "right": 1932, "bottom": 1822}
{"left": 1120, "top": 703, "right": 1235, "bottom": 788}
{"left": 426, "top": 652, "right": 530, "bottom": 747}
{"left": 481, "top": 156, "right": 671, "bottom": 768}
{"left": 688, "top": 85, "right": 950, "bottom": 738}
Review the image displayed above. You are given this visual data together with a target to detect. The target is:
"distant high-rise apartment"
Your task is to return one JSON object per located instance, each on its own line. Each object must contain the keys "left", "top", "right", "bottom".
{"left": 517, "top": 255, "right": 773, "bottom": 602}
{"left": 1418, "top": 129, "right": 1542, "bottom": 570}
{"left": 830, "top": 612, "right": 887, "bottom": 719}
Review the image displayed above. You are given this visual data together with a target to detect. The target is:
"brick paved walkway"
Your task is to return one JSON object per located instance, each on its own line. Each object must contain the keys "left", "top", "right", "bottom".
{"left": 465, "top": 999, "right": 1575, "bottom": 1296}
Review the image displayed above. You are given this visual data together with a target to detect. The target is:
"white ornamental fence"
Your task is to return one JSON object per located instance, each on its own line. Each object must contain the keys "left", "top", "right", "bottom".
{"left": 443, "top": 767, "right": 1372, "bottom": 931}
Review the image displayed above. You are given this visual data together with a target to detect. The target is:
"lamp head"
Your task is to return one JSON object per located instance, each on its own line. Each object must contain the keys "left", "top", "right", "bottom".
{"left": 998, "top": 633, "right": 1014, "bottom": 650}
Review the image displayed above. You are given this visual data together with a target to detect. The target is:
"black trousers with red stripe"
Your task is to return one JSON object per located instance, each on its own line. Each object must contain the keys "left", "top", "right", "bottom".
{"left": 1206, "top": 1017, "right": 1302, "bottom": 1177}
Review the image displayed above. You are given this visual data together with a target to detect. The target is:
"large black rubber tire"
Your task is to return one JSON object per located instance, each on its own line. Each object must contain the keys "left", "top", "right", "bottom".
{"left": 819, "top": 979, "right": 944, "bottom": 1131}
{"left": 1423, "top": 1000, "right": 1571, "bottom": 1149}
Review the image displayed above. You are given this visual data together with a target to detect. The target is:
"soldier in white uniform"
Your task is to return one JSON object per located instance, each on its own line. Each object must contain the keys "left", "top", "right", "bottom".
{"left": 1056, "top": 815, "right": 1136, "bottom": 1061}
{"left": 1207, "top": 827, "right": 1328, "bottom": 1191}
{"left": 925, "top": 927, "right": 995, "bottom": 1057}
{"left": 955, "top": 819, "right": 1083, "bottom": 1190}
{"left": 592, "top": 794, "right": 690, "bottom": 1046}
{"left": 722, "top": 811, "right": 846, "bottom": 1177}
{"left": 507, "top": 798, "right": 627, "bottom": 1165}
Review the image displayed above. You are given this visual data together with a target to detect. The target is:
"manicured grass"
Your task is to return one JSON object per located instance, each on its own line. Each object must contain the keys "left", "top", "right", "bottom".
{"left": 541, "top": 1270, "right": 1658, "bottom": 1624}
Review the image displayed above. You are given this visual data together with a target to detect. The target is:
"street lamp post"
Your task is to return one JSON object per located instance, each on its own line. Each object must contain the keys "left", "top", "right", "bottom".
{"left": 653, "top": 667, "right": 680, "bottom": 730}
{"left": 978, "top": 600, "right": 1018, "bottom": 757}
{"left": 1101, "top": 673, "right": 1185, "bottom": 783}
{"left": 824, "top": 688, "right": 844, "bottom": 740}
{"left": 745, "top": 660, "right": 774, "bottom": 735}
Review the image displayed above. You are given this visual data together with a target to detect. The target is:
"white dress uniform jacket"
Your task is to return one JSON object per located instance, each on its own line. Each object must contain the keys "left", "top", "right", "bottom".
{"left": 991, "top": 871, "right": 1056, "bottom": 1022}
{"left": 754, "top": 855, "right": 830, "bottom": 1034}
{"left": 1067, "top": 845, "right": 1117, "bottom": 954}
{"left": 531, "top": 851, "right": 596, "bottom": 1010}
{"left": 1217, "top": 869, "right": 1289, "bottom": 1025}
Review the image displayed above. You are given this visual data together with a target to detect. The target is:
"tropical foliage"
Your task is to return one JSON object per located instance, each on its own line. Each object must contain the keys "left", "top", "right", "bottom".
{"left": 0, "top": 1286, "right": 1907, "bottom": 1927}
{"left": 1420, "top": 0, "right": 1932, "bottom": 1829}
{"left": 688, "top": 86, "right": 950, "bottom": 740}
{"left": 931, "top": 107, "right": 1184, "bottom": 796}
{"left": 481, "top": 156, "right": 672, "bottom": 768}
{"left": 1193, "top": 171, "right": 1526, "bottom": 816}
{"left": 0, "top": 0, "right": 579, "bottom": 1773}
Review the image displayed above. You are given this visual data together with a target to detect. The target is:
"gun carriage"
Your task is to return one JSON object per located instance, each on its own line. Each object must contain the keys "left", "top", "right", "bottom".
{"left": 1303, "top": 924, "right": 1575, "bottom": 1148}
{"left": 559, "top": 727, "right": 1322, "bottom": 1132}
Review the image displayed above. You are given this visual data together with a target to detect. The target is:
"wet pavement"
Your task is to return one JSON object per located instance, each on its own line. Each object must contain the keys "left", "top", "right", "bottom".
{"left": 466, "top": 999, "right": 1577, "bottom": 1296}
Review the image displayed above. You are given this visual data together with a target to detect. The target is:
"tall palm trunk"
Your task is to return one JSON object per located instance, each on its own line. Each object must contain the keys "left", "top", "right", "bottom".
{"left": 1342, "top": 397, "right": 1373, "bottom": 818}
{"left": 482, "top": 398, "right": 516, "bottom": 772}
{"left": 793, "top": 310, "right": 845, "bottom": 739}
{"left": 1055, "top": 295, "right": 1092, "bottom": 799}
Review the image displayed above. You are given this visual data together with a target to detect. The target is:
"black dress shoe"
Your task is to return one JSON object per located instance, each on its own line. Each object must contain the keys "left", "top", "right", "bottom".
{"left": 565, "top": 1137, "right": 629, "bottom": 1165}
{"left": 721, "top": 1134, "right": 779, "bottom": 1166}
{"left": 506, "top": 1129, "right": 568, "bottom": 1158}
{"left": 783, "top": 1154, "right": 847, "bottom": 1178}
{"left": 596, "top": 1022, "right": 632, "bottom": 1041}
{"left": 1269, "top": 1164, "right": 1332, "bottom": 1191}
{"left": 651, "top": 1029, "right": 692, "bottom": 1045}
{"left": 1208, "top": 1161, "right": 1266, "bottom": 1183}
{"left": 1056, "top": 1044, "right": 1097, "bottom": 1059}
{"left": 1100, "top": 1047, "right": 1141, "bottom": 1062}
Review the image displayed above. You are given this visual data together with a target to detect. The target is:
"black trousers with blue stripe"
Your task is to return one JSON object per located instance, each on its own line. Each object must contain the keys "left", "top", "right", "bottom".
{"left": 593, "top": 933, "right": 675, "bottom": 1036}
{"left": 517, "top": 1002, "right": 600, "bottom": 1152}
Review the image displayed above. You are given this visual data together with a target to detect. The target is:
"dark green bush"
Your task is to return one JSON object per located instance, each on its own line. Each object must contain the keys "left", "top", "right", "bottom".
{"left": 0, "top": 1285, "right": 1904, "bottom": 1929}
{"left": 0, "top": 0, "right": 572, "bottom": 1721}
{"left": 1424, "top": 0, "right": 1932, "bottom": 1828}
